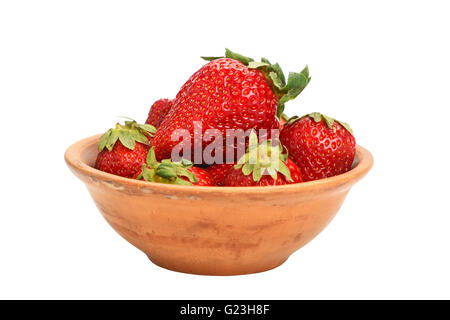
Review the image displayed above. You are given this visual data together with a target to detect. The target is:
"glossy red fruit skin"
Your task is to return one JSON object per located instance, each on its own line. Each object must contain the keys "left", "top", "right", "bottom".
{"left": 206, "top": 163, "right": 235, "bottom": 186}
{"left": 224, "top": 158, "right": 302, "bottom": 187}
{"left": 187, "top": 167, "right": 214, "bottom": 186}
{"left": 95, "top": 141, "right": 149, "bottom": 178}
{"left": 152, "top": 58, "right": 279, "bottom": 161}
{"left": 280, "top": 117, "right": 356, "bottom": 181}
{"left": 145, "top": 99, "right": 173, "bottom": 128}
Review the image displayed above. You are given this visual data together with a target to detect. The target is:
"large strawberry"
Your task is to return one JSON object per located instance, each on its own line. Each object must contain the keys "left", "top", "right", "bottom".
{"left": 224, "top": 131, "right": 303, "bottom": 187}
{"left": 95, "top": 120, "right": 156, "bottom": 178}
{"left": 151, "top": 49, "right": 310, "bottom": 163}
{"left": 145, "top": 98, "right": 173, "bottom": 128}
{"left": 280, "top": 112, "right": 356, "bottom": 181}
{"left": 136, "top": 147, "right": 213, "bottom": 186}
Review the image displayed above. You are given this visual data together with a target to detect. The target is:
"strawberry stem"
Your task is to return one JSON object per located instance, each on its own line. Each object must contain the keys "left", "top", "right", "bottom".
{"left": 137, "top": 147, "right": 199, "bottom": 185}
{"left": 234, "top": 130, "right": 293, "bottom": 183}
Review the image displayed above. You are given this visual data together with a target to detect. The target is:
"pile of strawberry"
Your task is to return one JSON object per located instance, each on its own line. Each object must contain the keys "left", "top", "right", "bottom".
{"left": 95, "top": 49, "right": 356, "bottom": 187}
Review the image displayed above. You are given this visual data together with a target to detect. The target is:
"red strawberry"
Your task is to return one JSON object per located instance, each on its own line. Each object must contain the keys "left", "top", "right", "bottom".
{"left": 280, "top": 112, "right": 356, "bottom": 181}
{"left": 136, "top": 147, "right": 213, "bottom": 186}
{"left": 224, "top": 131, "right": 303, "bottom": 187}
{"left": 145, "top": 98, "right": 173, "bottom": 128}
{"left": 186, "top": 167, "right": 214, "bottom": 186}
{"left": 206, "top": 163, "right": 235, "bottom": 186}
{"left": 95, "top": 120, "right": 156, "bottom": 178}
{"left": 152, "top": 49, "right": 310, "bottom": 163}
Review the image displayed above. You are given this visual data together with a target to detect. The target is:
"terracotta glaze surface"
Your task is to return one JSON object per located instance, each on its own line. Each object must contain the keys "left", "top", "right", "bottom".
{"left": 65, "top": 134, "right": 373, "bottom": 275}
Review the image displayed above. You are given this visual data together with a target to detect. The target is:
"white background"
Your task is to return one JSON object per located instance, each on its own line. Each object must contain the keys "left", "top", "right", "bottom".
{"left": 1, "top": 0, "right": 449, "bottom": 299}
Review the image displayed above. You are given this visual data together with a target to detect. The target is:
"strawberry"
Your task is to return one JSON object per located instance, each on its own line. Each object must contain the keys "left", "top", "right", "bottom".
{"left": 224, "top": 131, "right": 303, "bottom": 187}
{"left": 280, "top": 112, "right": 356, "bottom": 181}
{"left": 145, "top": 98, "right": 173, "bottom": 128}
{"left": 151, "top": 49, "right": 310, "bottom": 163}
{"left": 206, "top": 163, "right": 235, "bottom": 186}
{"left": 185, "top": 166, "right": 214, "bottom": 186}
{"left": 94, "top": 120, "right": 156, "bottom": 178}
{"left": 136, "top": 147, "right": 214, "bottom": 186}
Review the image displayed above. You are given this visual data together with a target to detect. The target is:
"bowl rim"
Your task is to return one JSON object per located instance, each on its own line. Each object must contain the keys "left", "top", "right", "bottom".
{"left": 65, "top": 134, "right": 373, "bottom": 195}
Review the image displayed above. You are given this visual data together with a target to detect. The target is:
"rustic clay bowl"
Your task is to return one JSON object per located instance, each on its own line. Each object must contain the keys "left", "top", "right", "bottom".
{"left": 65, "top": 134, "right": 373, "bottom": 276}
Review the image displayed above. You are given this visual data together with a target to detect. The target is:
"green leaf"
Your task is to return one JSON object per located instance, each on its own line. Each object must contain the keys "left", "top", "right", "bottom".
{"left": 248, "top": 131, "right": 259, "bottom": 164}
{"left": 278, "top": 161, "right": 293, "bottom": 182}
{"left": 276, "top": 102, "right": 285, "bottom": 119}
{"left": 173, "top": 177, "right": 193, "bottom": 186}
{"left": 308, "top": 112, "right": 323, "bottom": 123}
{"left": 142, "top": 167, "right": 155, "bottom": 181}
{"left": 322, "top": 114, "right": 335, "bottom": 129}
{"left": 267, "top": 167, "right": 278, "bottom": 180}
{"left": 225, "top": 48, "right": 254, "bottom": 65}
{"left": 106, "top": 130, "right": 120, "bottom": 151}
{"left": 242, "top": 163, "right": 254, "bottom": 176}
{"left": 252, "top": 168, "right": 263, "bottom": 182}
{"left": 251, "top": 168, "right": 260, "bottom": 183}
{"left": 135, "top": 165, "right": 146, "bottom": 180}
{"left": 269, "top": 72, "right": 284, "bottom": 90}
{"left": 156, "top": 164, "right": 177, "bottom": 179}
{"left": 98, "top": 129, "right": 112, "bottom": 152}
{"left": 283, "top": 72, "right": 303, "bottom": 92}
{"left": 300, "top": 65, "right": 310, "bottom": 80}
{"left": 146, "top": 147, "right": 158, "bottom": 168}
{"left": 201, "top": 56, "right": 224, "bottom": 61}
{"left": 248, "top": 61, "right": 270, "bottom": 69}
{"left": 118, "top": 131, "right": 136, "bottom": 150}
{"left": 278, "top": 66, "right": 311, "bottom": 104}
{"left": 280, "top": 73, "right": 303, "bottom": 99}
{"left": 124, "top": 120, "right": 135, "bottom": 127}
{"left": 234, "top": 162, "right": 244, "bottom": 170}
{"left": 280, "top": 145, "right": 289, "bottom": 162}
{"left": 248, "top": 130, "right": 258, "bottom": 150}
{"left": 180, "top": 158, "right": 193, "bottom": 167}
{"left": 176, "top": 167, "right": 198, "bottom": 183}
{"left": 261, "top": 57, "right": 271, "bottom": 65}
{"left": 337, "top": 120, "right": 354, "bottom": 135}
{"left": 131, "top": 131, "right": 150, "bottom": 145}
{"left": 137, "top": 123, "right": 156, "bottom": 134}
{"left": 271, "top": 63, "right": 286, "bottom": 87}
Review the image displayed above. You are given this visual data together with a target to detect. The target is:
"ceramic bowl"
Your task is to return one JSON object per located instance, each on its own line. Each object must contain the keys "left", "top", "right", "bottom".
{"left": 65, "top": 134, "right": 373, "bottom": 275}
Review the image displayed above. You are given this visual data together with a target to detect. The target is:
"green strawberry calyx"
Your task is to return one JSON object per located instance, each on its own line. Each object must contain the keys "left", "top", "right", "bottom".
{"left": 234, "top": 130, "right": 293, "bottom": 183}
{"left": 201, "top": 48, "right": 311, "bottom": 119}
{"left": 98, "top": 119, "right": 156, "bottom": 152}
{"left": 136, "top": 147, "right": 198, "bottom": 186}
{"left": 287, "top": 112, "right": 354, "bottom": 135}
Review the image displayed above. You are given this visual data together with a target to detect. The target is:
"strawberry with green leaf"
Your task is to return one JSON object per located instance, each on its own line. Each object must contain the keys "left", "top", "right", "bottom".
{"left": 94, "top": 120, "right": 156, "bottom": 178}
{"left": 152, "top": 49, "right": 310, "bottom": 162}
{"left": 136, "top": 147, "right": 213, "bottom": 186}
{"left": 224, "top": 131, "right": 303, "bottom": 186}
{"left": 280, "top": 113, "right": 356, "bottom": 181}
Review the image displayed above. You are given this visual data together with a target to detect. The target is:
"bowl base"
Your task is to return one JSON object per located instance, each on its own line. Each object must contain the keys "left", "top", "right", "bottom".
{"left": 147, "top": 255, "right": 289, "bottom": 276}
